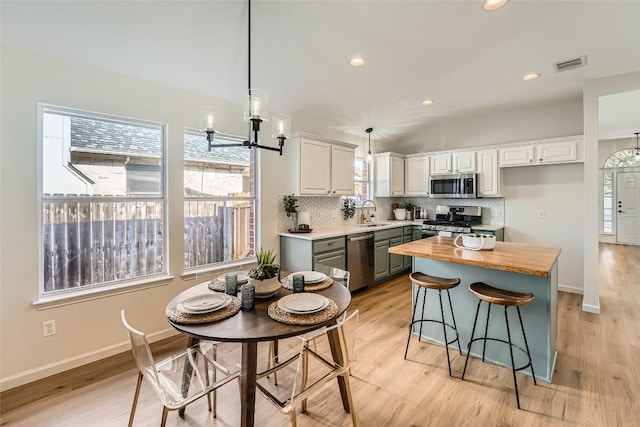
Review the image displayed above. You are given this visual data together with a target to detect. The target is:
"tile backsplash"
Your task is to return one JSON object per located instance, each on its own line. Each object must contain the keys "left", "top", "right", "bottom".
{"left": 278, "top": 196, "right": 504, "bottom": 232}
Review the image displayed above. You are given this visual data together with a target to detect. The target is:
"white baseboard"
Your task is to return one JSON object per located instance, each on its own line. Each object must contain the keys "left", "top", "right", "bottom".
{"left": 582, "top": 301, "right": 601, "bottom": 314}
{"left": 558, "top": 284, "right": 583, "bottom": 294}
{"left": 0, "top": 327, "right": 178, "bottom": 392}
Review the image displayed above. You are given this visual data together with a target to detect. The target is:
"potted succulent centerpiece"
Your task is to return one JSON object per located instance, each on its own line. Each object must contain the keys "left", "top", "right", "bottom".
{"left": 248, "top": 248, "right": 282, "bottom": 297}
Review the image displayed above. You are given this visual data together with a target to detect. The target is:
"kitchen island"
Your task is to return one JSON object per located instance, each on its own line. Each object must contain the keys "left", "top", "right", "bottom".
{"left": 389, "top": 236, "right": 561, "bottom": 382}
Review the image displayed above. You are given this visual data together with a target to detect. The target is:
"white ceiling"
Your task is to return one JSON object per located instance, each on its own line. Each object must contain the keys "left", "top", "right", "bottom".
{"left": 2, "top": 0, "right": 640, "bottom": 142}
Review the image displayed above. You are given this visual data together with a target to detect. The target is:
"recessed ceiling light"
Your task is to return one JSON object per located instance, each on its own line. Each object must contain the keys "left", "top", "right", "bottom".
{"left": 350, "top": 57, "right": 365, "bottom": 67}
{"left": 483, "top": 0, "right": 509, "bottom": 11}
{"left": 522, "top": 73, "right": 540, "bottom": 81}
{"left": 422, "top": 99, "right": 434, "bottom": 106}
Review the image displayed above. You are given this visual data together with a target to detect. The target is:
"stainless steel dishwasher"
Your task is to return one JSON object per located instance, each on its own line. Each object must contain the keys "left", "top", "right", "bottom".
{"left": 347, "top": 232, "right": 375, "bottom": 291}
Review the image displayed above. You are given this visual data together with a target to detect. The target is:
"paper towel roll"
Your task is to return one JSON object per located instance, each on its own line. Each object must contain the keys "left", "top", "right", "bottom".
{"left": 298, "top": 211, "right": 310, "bottom": 226}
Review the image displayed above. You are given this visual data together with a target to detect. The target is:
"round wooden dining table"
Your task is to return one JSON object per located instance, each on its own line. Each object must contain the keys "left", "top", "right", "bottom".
{"left": 166, "top": 279, "right": 352, "bottom": 427}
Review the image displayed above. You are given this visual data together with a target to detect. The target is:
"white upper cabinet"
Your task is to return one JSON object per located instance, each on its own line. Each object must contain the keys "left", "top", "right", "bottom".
{"left": 430, "top": 153, "right": 452, "bottom": 174}
{"left": 499, "top": 136, "right": 582, "bottom": 167}
{"left": 330, "top": 144, "right": 357, "bottom": 194}
{"left": 499, "top": 145, "right": 535, "bottom": 166}
{"left": 430, "top": 151, "right": 476, "bottom": 174}
{"left": 374, "top": 152, "right": 405, "bottom": 197}
{"left": 476, "top": 149, "right": 500, "bottom": 197}
{"left": 404, "top": 154, "right": 429, "bottom": 196}
{"left": 537, "top": 139, "right": 577, "bottom": 163}
{"left": 453, "top": 151, "right": 476, "bottom": 173}
{"left": 286, "top": 134, "right": 356, "bottom": 196}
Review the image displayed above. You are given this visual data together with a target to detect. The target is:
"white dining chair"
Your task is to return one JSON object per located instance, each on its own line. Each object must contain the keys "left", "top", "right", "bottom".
{"left": 257, "top": 309, "right": 360, "bottom": 426}
{"left": 120, "top": 310, "right": 240, "bottom": 426}
{"left": 266, "top": 264, "right": 351, "bottom": 385}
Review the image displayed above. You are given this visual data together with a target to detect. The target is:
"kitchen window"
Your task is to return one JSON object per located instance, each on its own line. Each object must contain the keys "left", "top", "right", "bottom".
{"left": 353, "top": 157, "right": 370, "bottom": 206}
{"left": 39, "top": 105, "right": 166, "bottom": 296}
{"left": 183, "top": 131, "right": 255, "bottom": 270}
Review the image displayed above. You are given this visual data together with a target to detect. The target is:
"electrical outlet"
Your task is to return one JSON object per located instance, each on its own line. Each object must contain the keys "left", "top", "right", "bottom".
{"left": 43, "top": 320, "right": 56, "bottom": 337}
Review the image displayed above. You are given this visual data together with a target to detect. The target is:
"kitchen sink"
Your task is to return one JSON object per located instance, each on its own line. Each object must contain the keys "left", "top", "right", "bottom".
{"left": 358, "top": 223, "right": 389, "bottom": 228}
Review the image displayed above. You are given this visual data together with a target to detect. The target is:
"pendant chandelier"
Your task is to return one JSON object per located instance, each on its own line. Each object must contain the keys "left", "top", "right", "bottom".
{"left": 366, "top": 127, "right": 373, "bottom": 163}
{"left": 199, "top": 0, "right": 291, "bottom": 155}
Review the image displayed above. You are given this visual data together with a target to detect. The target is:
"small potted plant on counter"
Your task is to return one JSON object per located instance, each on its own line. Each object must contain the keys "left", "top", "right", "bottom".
{"left": 283, "top": 194, "right": 299, "bottom": 230}
{"left": 342, "top": 198, "right": 356, "bottom": 221}
{"left": 248, "top": 248, "right": 282, "bottom": 297}
{"left": 404, "top": 200, "right": 415, "bottom": 220}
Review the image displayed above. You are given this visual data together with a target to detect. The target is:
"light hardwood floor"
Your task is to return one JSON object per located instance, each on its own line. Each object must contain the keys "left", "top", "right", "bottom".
{"left": 1, "top": 243, "right": 639, "bottom": 426}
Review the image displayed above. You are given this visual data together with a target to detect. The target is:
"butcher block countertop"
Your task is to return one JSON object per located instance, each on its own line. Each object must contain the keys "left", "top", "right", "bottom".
{"left": 388, "top": 236, "right": 561, "bottom": 277}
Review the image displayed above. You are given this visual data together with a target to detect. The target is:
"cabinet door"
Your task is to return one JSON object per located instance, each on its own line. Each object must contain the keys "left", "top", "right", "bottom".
{"left": 388, "top": 237, "right": 404, "bottom": 275}
{"left": 405, "top": 155, "right": 429, "bottom": 195}
{"left": 453, "top": 151, "right": 476, "bottom": 173}
{"left": 430, "top": 154, "right": 452, "bottom": 174}
{"left": 374, "top": 240, "right": 390, "bottom": 281}
{"left": 403, "top": 235, "right": 412, "bottom": 269}
{"left": 477, "top": 149, "right": 499, "bottom": 197}
{"left": 313, "top": 250, "right": 346, "bottom": 270}
{"left": 537, "top": 140, "right": 577, "bottom": 163}
{"left": 391, "top": 155, "right": 405, "bottom": 196}
{"left": 412, "top": 227, "right": 422, "bottom": 241}
{"left": 499, "top": 145, "right": 535, "bottom": 167}
{"left": 331, "top": 145, "right": 355, "bottom": 195}
{"left": 300, "top": 139, "right": 332, "bottom": 194}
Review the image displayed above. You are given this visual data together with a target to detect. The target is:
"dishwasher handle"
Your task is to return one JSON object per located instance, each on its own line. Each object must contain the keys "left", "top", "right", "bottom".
{"left": 348, "top": 233, "right": 374, "bottom": 242}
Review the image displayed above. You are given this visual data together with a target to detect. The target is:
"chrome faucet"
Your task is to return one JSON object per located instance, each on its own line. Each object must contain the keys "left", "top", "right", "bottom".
{"left": 360, "top": 199, "right": 377, "bottom": 224}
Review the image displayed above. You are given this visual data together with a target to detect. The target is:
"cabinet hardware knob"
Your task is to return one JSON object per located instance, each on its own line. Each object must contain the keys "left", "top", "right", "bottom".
{"left": 529, "top": 158, "right": 533, "bottom": 162}
{"left": 539, "top": 158, "right": 543, "bottom": 162}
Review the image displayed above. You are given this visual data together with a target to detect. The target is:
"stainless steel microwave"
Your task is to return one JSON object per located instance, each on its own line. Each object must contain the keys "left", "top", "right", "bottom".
{"left": 429, "top": 173, "right": 477, "bottom": 198}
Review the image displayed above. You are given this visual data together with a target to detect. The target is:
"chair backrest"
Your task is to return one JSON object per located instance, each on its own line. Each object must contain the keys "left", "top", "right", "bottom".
{"left": 314, "top": 263, "right": 350, "bottom": 289}
{"left": 120, "top": 310, "right": 160, "bottom": 383}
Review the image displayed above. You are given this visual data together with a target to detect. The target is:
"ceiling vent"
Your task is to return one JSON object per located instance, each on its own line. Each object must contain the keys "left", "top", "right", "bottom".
{"left": 554, "top": 55, "right": 588, "bottom": 72}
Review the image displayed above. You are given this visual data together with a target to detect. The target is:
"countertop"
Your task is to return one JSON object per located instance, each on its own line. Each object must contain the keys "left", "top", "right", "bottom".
{"left": 279, "top": 221, "right": 421, "bottom": 240}
{"left": 388, "top": 236, "right": 561, "bottom": 277}
{"left": 470, "top": 224, "right": 504, "bottom": 232}
{"left": 280, "top": 222, "right": 504, "bottom": 240}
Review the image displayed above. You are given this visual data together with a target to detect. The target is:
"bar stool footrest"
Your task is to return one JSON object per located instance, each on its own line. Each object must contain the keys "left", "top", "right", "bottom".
{"left": 410, "top": 319, "right": 460, "bottom": 347}
{"left": 467, "top": 337, "right": 533, "bottom": 373}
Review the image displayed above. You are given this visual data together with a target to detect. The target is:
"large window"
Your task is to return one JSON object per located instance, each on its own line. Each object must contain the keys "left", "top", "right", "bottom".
{"left": 40, "top": 105, "right": 166, "bottom": 295}
{"left": 353, "top": 157, "right": 370, "bottom": 205}
{"left": 183, "top": 131, "right": 255, "bottom": 270}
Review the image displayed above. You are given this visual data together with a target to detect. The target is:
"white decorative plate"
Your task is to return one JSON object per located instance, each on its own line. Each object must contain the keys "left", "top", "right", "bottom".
{"left": 291, "top": 271, "right": 327, "bottom": 284}
{"left": 278, "top": 293, "right": 329, "bottom": 314}
{"left": 179, "top": 294, "right": 230, "bottom": 314}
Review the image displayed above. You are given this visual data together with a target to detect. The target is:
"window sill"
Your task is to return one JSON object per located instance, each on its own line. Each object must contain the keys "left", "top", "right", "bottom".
{"left": 181, "top": 259, "right": 257, "bottom": 282}
{"left": 33, "top": 275, "right": 175, "bottom": 310}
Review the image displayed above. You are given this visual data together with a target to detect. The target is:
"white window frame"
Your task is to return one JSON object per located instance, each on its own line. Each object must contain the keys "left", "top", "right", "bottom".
{"left": 37, "top": 104, "right": 168, "bottom": 303}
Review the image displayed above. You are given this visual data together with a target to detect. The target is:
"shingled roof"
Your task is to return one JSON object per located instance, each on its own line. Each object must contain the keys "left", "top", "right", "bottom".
{"left": 70, "top": 116, "right": 249, "bottom": 167}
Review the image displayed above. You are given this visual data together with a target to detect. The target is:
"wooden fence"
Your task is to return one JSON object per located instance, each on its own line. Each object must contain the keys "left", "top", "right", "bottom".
{"left": 42, "top": 199, "right": 252, "bottom": 292}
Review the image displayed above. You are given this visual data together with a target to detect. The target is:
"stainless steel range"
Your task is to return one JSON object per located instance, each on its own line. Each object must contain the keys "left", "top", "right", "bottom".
{"left": 422, "top": 205, "right": 482, "bottom": 237}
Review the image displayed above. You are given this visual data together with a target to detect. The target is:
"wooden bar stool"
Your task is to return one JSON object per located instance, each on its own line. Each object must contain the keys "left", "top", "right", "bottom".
{"left": 461, "top": 282, "right": 537, "bottom": 409}
{"left": 404, "top": 272, "right": 462, "bottom": 376}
